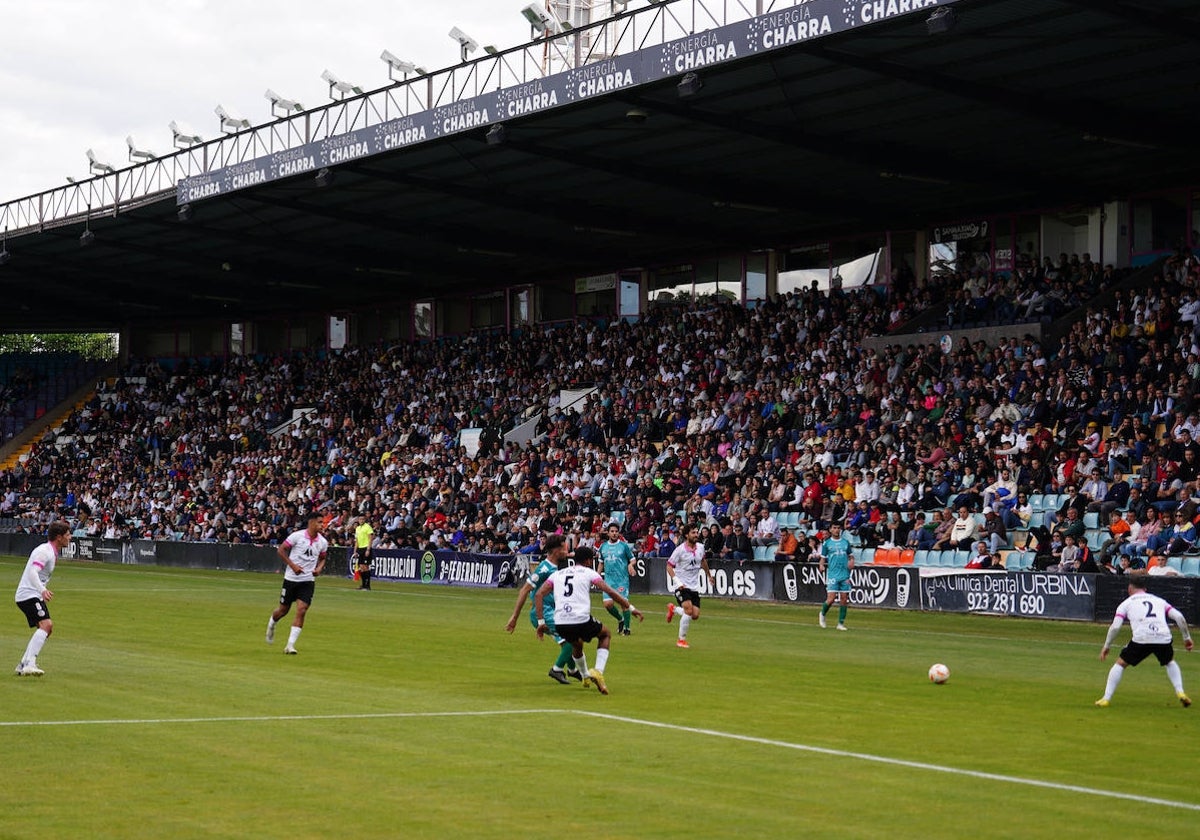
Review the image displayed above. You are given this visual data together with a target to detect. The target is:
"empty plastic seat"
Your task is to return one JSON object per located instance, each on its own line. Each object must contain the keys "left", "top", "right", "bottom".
{"left": 1083, "top": 511, "right": 1100, "bottom": 529}
{"left": 1182, "top": 557, "right": 1200, "bottom": 577}
{"left": 913, "top": 550, "right": 931, "bottom": 567}
{"left": 1029, "top": 494, "right": 1044, "bottom": 510}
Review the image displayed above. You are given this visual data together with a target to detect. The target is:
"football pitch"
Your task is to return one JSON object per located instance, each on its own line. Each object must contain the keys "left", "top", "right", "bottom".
{"left": 1, "top": 558, "right": 1196, "bottom": 839}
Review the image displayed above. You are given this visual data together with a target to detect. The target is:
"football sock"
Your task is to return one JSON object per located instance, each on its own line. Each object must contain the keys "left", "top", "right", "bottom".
{"left": 573, "top": 654, "right": 588, "bottom": 675}
{"left": 622, "top": 608, "right": 631, "bottom": 629}
{"left": 596, "top": 648, "right": 610, "bottom": 672}
{"left": 821, "top": 603, "right": 831, "bottom": 616}
{"left": 288, "top": 626, "right": 302, "bottom": 647}
{"left": 1166, "top": 661, "right": 1185, "bottom": 694}
{"left": 22, "top": 628, "right": 48, "bottom": 664}
{"left": 554, "top": 643, "right": 573, "bottom": 670}
{"left": 679, "top": 614, "right": 692, "bottom": 639}
{"left": 606, "top": 604, "right": 623, "bottom": 623}
{"left": 1103, "top": 663, "right": 1124, "bottom": 700}
{"left": 267, "top": 617, "right": 276, "bottom": 633}
{"left": 838, "top": 605, "right": 847, "bottom": 624}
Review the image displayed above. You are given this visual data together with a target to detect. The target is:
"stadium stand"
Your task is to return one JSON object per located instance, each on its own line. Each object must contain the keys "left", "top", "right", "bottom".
{"left": 0, "top": 247, "right": 1198, "bottom": 578}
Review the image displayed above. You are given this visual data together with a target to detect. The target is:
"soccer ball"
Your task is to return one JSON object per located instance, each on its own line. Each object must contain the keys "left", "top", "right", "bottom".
{"left": 928, "top": 663, "right": 950, "bottom": 684}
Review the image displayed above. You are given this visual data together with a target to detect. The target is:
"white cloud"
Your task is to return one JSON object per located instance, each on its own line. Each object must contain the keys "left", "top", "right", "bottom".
{"left": 0, "top": 0, "right": 552, "bottom": 202}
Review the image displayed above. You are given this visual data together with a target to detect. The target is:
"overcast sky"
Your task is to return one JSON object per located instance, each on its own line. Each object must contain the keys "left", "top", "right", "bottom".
{"left": 0, "top": 0, "right": 571, "bottom": 205}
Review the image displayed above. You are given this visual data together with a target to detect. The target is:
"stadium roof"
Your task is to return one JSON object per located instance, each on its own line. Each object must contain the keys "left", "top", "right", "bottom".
{"left": 1, "top": 0, "right": 1197, "bottom": 332}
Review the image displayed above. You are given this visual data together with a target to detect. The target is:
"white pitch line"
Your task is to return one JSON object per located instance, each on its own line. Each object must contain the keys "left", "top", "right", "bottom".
{"left": 577, "top": 711, "right": 1200, "bottom": 813}
{"left": 2, "top": 706, "right": 1197, "bottom": 813}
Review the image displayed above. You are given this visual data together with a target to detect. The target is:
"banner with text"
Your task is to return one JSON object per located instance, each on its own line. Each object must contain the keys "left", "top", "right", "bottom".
{"left": 773, "top": 562, "right": 921, "bottom": 609}
{"left": 180, "top": 0, "right": 960, "bottom": 203}
{"left": 360, "top": 548, "right": 511, "bottom": 588}
{"left": 920, "top": 570, "right": 1095, "bottom": 620}
{"left": 641, "top": 556, "right": 775, "bottom": 601}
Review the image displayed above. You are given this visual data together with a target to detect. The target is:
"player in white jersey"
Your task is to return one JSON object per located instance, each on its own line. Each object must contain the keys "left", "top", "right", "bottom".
{"left": 1096, "top": 577, "right": 1193, "bottom": 707}
{"left": 666, "top": 524, "right": 716, "bottom": 649}
{"left": 266, "top": 513, "right": 329, "bottom": 655}
{"left": 533, "top": 546, "right": 643, "bottom": 695}
{"left": 13, "top": 521, "right": 72, "bottom": 676}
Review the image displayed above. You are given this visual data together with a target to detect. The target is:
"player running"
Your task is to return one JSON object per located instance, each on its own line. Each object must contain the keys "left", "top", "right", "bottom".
{"left": 505, "top": 534, "right": 586, "bottom": 684}
{"left": 666, "top": 524, "right": 715, "bottom": 649}
{"left": 599, "top": 523, "right": 637, "bottom": 636}
{"left": 534, "top": 545, "right": 643, "bottom": 694}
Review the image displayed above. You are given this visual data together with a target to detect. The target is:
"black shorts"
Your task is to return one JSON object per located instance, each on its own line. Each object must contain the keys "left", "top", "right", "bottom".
{"left": 279, "top": 579, "right": 316, "bottom": 607}
{"left": 557, "top": 618, "right": 605, "bottom": 644}
{"left": 16, "top": 598, "right": 50, "bottom": 628}
{"left": 675, "top": 587, "right": 701, "bottom": 609}
{"left": 1120, "top": 641, "right": 1175, "bottom": 667}
{"left": 355, "top": 547, "right": 372, "bottom": 565}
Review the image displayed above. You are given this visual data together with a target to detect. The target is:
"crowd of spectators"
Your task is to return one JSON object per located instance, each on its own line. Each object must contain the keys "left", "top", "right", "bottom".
{"left": 1, "top": 247, "right": 1199, "bottom": 576}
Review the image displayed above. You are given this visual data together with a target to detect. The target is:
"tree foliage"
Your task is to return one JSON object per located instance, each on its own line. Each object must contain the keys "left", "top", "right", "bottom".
{"left": 0, "top": 333, "right": 117, "bottom": 359}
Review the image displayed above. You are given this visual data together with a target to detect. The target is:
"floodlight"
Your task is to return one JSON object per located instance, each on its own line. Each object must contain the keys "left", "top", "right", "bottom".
{"left": 926, "top": 7, "right": 957, "bottom": 35}
{"left": 215, "top": 105, "right": 251, "bottom": 133}
{"left": 381, "top": 50, "right": 420, "bottom": 82}
{"left": 521, "top": 3, "right": 562, "bottom": 34}
{"left": 126, "top": 135, "right": 156, "bottom": 162}
{"left": 677, "top": 72, "right": 702, "bottom": 98}
{"left": 449, "top": 26, "right": 479, "bottom": 61}
{"left": 80, "top": 206, "right": 94, "bottom": 248}
{"left": 86, "top": 149, "right": 115, "bottom": 175}
{"left": 169, "top": 120, "right": 204, "bottom": 149}
{"left": 321, "top": 69, "right": 364, "bottom": 100}
{"left": 265, "top": 88, "right": 304, "bottom": 119}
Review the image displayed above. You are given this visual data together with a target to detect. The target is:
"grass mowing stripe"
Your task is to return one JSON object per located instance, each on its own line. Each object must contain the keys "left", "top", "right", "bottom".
{"left": 7, "top": 704, "right": 1196, "bottom": 815}
{"left": 0, "top": 709, "right": 557, "bottom": 727}
{"left": 578, "top": 710, "right": 1200, "bottom": 813}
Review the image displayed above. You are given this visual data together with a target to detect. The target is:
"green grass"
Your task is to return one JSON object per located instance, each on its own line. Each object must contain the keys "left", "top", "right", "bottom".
{"left": 1, "top": 557, "right": 1197, "bottom": 839}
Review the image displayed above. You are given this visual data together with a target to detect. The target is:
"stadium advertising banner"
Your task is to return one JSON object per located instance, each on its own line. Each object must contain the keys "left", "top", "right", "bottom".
{"left": 773, "top": 562, "right": 920, "bottom": 610}
{"left": 640, "top": 556, "right": 776, "bottom": 602}
{"left": 180, "top": 0, "right": 962, "bottom": 204}
{"left": 920, "top": 570, "right": 1095, "bottom": 620}
{"left": 363, "top": 548, "right": 510, "bottom": 588}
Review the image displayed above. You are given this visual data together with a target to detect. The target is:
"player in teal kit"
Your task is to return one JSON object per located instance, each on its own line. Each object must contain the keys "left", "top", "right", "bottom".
{"left": 599, "top": 523, "right": 637, "bottom": 635}
{"left": 819, "top": 522, "right": 854, "bottom": 631}
{"left": 505, "top": 534, "right": 586, "bottom": 684}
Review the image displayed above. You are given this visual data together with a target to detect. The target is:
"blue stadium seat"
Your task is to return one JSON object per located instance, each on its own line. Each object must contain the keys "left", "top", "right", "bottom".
{"left": 1083, "top": 511, "right": 1100, "bottom": 529}
{"left": 1029, "top": 494, "right": 1044, "bottom": 510}
{"left": 951, "top": 550, "right": 970, "bottom": 568}
{"left": 913, "top": 550, "right": 931, "bottom": 567}
{"left": 1166, "top": 556, "right": 1184, "bottom": 573}
{"left": 1182, "top": 557, "right": 1200, "bottom": 577}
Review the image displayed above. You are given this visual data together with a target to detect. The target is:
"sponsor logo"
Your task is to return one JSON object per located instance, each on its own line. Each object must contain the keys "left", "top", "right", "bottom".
{"left": 421, "top": 552, "right": 436, "bottom": 583}
{"left": 896, "top": 568, "right": 911, "bottom": 608}
{"left": 783, "top": 564, "right": 799, "bottom": 600}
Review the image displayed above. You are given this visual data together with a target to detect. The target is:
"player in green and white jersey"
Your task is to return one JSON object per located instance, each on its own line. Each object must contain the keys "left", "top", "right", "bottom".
{"left": 599, "top": 523, "right": 637, "bottom": 636}
{"left": 505, "top": 534, "right": 585, "bottom": 684}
